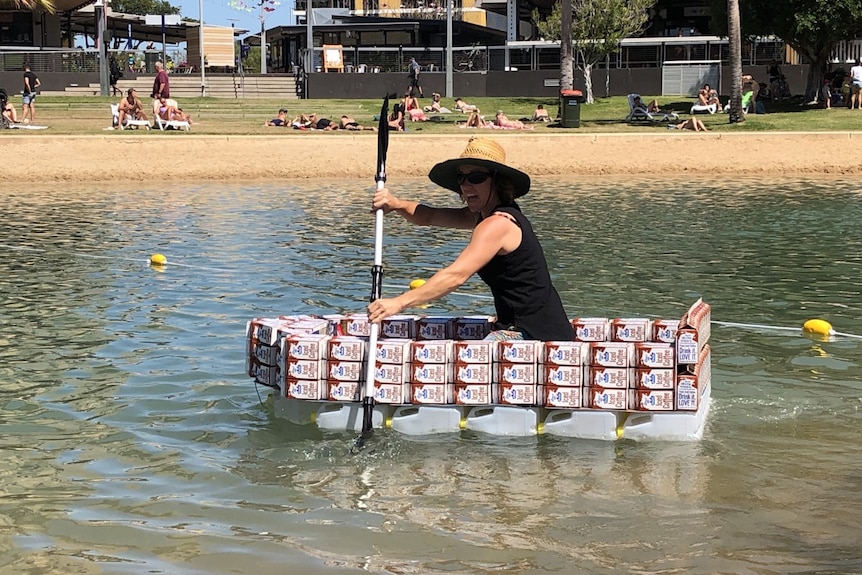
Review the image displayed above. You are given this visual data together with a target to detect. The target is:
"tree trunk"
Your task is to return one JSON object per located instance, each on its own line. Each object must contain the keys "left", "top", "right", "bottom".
{"left": 582, "top": 61, "right": 594, "bottom": 103}
{"left": 560, "top": 0, "right": 574, "bottom": 91}
{"left": 727, "top": 0, "right": 744, "bottom": 123}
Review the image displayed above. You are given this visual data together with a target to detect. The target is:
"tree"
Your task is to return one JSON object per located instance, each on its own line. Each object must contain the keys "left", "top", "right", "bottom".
{"left": 8, "top": 0, "right": 55, "bottom": 11}
{"left": 710, "top": 0, "right": 862, "bottom": 101}
{"left": 726, "top": 0, "right": 743, "bottom": 123}
{"left": 561, "top": 0, "right": 573, "bottom": 91}
{"left": 534, "top": 0, "right": 655, "bottom": 103}
{"left": 112, "top": 0, "right": 180, "bottom": 15}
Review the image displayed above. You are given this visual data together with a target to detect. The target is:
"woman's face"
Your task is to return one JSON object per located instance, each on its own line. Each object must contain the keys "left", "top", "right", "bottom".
{"left": 456, "top": 164, "right": 496, "bottom": 213}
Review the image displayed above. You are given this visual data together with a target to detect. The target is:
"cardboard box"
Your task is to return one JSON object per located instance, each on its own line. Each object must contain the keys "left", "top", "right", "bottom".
{"left": 652, "top": 319, "right": 680, "bottom": 343}
{"left": 454, "top": 341, "right": 494, "bottom": 364}
{"left": 633, "top": 368, "right": 676, "bottom": 390}
{"left": 677, "top": 344, "right": 710, "bottom": 411}
{"left": 611, "top": 318, "right": 652, "bottom": 342}
{"left": 327, "top": 336, "right": 366, "bottom": 362}
{"left": 634, "top": 342, "right": 676, "bottom": 369}
{"left": 416, "top": 317, "right": 454, "bottom": 340}
{"left": 374, "top": 361, "right": 409, "bottom": 384}
{"left": 585, "top": 387, "right": 628, "bottom": 410}
{"left": 375, "top": 338, "right": 413, "bottom": 364}
{"left": 543, "top": 363, "right": 584, "bottom": 386}
{"left": 246, "top": 317, "right": 295, "bottom": 346}
{"left": 374, "top": 382, "right": 409, "bottom": 404}
{"left": 677, "top": 299, "right": 711, "bottom": 365}
{"left": 454, "top": 362, "right": 493, "bottom": 385}
{"left": 250, "top": 340, "right": 279, "bottom": 366}
{"left": 589, "top": 342, "right": 634, "bottom": 367}
{"left": 497, "top": 383, "right": 538, "bottom": 405}
{"left": 380, "top": 315, "right": 420, "bottom": 339}
{"left": 544, "top": 341, "right": 589, "bottom": 366}
{"left": 285, "top": 377, "right": 325, "bottom": 400}
{"left": 543, "top": 384, "right": 583, "bottom": 409}
{"left": 587, "top": 367, "right": 632, "bottom": 389}
{"left": 341, "top": 314, "right": 371, "bottom": 337}
{"left": 572, "top": 317, "right": 611, "bottom": 342}
{"left": 411, "top": 382, "right": 453, "bottom": 404}
{"left": 327, "top": 360, "right": 364, "bottom": 382}
{"left": 496, "top": 362, "right": 538, "bottom": 385}
{"left": 283, "top": 333, "right": 331, "bottom": 361}
{"left": 411, "top": 362, "right": 451, "bottom": 384}
{"left": 248, "top": 357, "right": 280, "bottom": 388}
{"left": 454, "top": 383, "right": 493, "bottom": 405}
{"left": 411, "top": 340, "right": 453, "bottom": 364}
{"left": 284, "top": 358, "right": 325, "bottom": 381}
{"left": 630, "top": 389, "right": 675, "bottom": 411}
{"left": 453, "top": 316, "right": 493, "bottom": 340}
{"left": 328, "top": 380, "right": 360, "bottom": 402}
{"left": 495, "top": 340, "right": 543, "bottom": 363}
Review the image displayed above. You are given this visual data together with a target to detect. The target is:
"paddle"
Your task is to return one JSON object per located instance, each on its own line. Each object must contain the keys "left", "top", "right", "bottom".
{"left": 355, "top": 93, "right": 395, "bottom": 450}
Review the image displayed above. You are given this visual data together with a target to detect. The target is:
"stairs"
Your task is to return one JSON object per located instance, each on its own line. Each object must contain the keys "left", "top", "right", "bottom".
{"left": 55, "top": 74, "right": 299, "bottom": 99}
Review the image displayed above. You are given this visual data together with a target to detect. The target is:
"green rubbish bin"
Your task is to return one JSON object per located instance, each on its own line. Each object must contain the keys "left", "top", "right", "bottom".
{"left": 559, "top": 89, "right": 584, "bottom": 128}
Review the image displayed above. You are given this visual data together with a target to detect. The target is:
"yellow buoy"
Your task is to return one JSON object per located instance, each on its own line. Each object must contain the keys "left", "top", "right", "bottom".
{"left": 409, "top": 279, "right": 426, "bottom": 290}
{"left": 802, "top": 319, "right": 834, "bottom": 337}
{"left": 150, "top": 253, "right": 167, "bottom": 266}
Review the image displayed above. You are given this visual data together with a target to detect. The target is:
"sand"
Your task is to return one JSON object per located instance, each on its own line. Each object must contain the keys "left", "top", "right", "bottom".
{"left": 2, "top": 132, "right": 860, "bottom": 183}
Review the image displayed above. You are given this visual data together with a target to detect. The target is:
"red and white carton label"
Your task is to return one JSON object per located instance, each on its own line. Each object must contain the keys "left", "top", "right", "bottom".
{"left": 587, "top": 367, "right": 631, "bottom": 389}
{"left": 496, "top": 362, "right": 538, "bottom": 385}
{"left": 375, "top": 339, "right": 413, "bottom": 364}
{"left": 341, "top": 314, "right": 371, "bottom": 337}
{"left": 454, "top": 362, "right": 493, "bottom": 384}
{"left": 285, "top": 358, "right": 325, "bottom": 380}
{"left": 285, "top": 378, "right": 325, "bottom": 400}
{"left": 247, "top": 317, "right": 295, "bottom": 346}
{"left": 572, "top": 317, "right": 611, "bottom": 342}
{"left": 327, "top": 380, "right": 360, "bottom": 402}
{"left": 411, "top": 362, "right": 451, "bottom": 384}
{"left": 677, "top": 344, "right": 711, "bottom": 410}
{"left": 589, "top": 342, "right": 634, "bottom": 367}
{"left": 633, "top": 368, "right": 676, "bottom": 390}
{"left": 543, "top": 384, "right": 583, "bottom": 409}
{"left": 327, "top": 360, "right": 364, "bottom": 382}
{"left": 543, "top": 363, "right": 584, "bottom": 386}
{"left": 416, "top": 317, "right": 454, "bottom": 340}
{"left": 249, "top": 358, "right": 280, "bottom": 388}
{"left": 634, "top": 342, "right": 676, "bottom": 369}
{"left": 585, "top": 386, "right": 628, "bottom": 410}
{"left": 285, "top": 333, "right": 331, "bottom": 361}
{"left": 454, "top": 383, "right": 493, "bottom": 405}
{"left": 374, "top": 362, "right": 409, "bottom": 384}
{"left": 652, "top": 319, "right": 680, "bottom": 343}
{"left": 411, "top": 383, "right": 453, "bottom": 404}
{"left": 630, "top": 389, "right": 675, "bottom": 411}
{"left": 498, "top": 383, "right": 538, "bottom": 405}
{"left": 373, "top": 382, "right": 408, "bottom": 404}
{"left": 327, "top": 336, "right": 366, "bottom": 362}
{"left": 411, "top": 340, "right": 453, "bottom": 364}
{"left": 611, "top": 318, "right": 652, "bottom": 342}
{"left": 453, "top": 316, "right": 493, "bottom": 340}
{"left": 381, "top": 315, "right": 419, "bottom": 339}
{"left": 495, "top": 340, "right": 542, "bottom": 363}
{"left": 677, "top": 299, "right": 711, "bottom": 364}
{"left": 251, "top": 341, "right": 279, "bottom": 366}
{"left": 544, "top": 341, "right": 588, "bottom": 366}
{"left": 454, "top": 341, "right": 494, "bottom": 364}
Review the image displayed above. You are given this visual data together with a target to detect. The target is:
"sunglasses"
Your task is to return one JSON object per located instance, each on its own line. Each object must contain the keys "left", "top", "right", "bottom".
{"left": 456, "top": 171, "right": 493, "bottom": 185}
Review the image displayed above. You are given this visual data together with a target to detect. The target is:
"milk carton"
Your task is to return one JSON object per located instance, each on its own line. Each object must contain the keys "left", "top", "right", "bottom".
{"left": 495, "top": 340, "right": 543, "bottom": 363}
{"left": 284, "top": 358, "right": 325, "bottom": 381}
{"left": 677, "top": 299, "right": 711, "bottom": 365}
{"left": 341, "top": 314, "right": 372, "bottom": 337}
{"left": 652, "top": 319, "right": 680, "bottom": 343}
{"left": 587, "top": 366, "right": 631, "bottom": 389}
{"left": 327, "top": 336, "right": 366, "bottom": 362}
{"left": 453, "top": 316, "right": 494, "bottom": 340}
{"left": 611, "top": 318, "right": 652, "bottom": 342}
{"left": 496, "top": 362, "right": 538, "bottom": 385}
{"left": 497, "top": 383, "right": 539, "bottom": 406}
{"left": 453, "top": 362, "right": 493, "bottom": 384}
{"left": 416, "top": 317, "right": 454, "bottom": 340}
{"left": 454, "top": 383, "right": 493, "bottom": 405}
{"left": 380, "top": 315, "right": 420, "bottom": 339}
{"left": 375, "top": 339, "right": 413, "bottom": 364}
{"left": 285, "top": 378, "right": 326, "bottom": 400}
{"left": 374, "top": 361, "right": 409, "bottom": 384}
{"left": 453, "top": 341, "right": 494, "bottom": 364}
{"left": 411, "top": 383, "right": 454, "bottom": 404}
{"left": 542, "top": 384, "right": 583, "bottom": 408}
{"left": 543, "top": 363, "right": 584, "bottom": 386}
{"left": 328, "top": 380, "right": 360, "bottom": 402}
{"left": 544, "top": 341, "right": 589, "bottom": 366}
{"left": 250, "top": 340, "right": 279, "bottom": 367}
{"left": 411, "top": 340, "right": 454, "bottom": 364}
{"left": 629, "top": 389, "right": 675, "bottom": 411}
{"left": 248, "top": 357, "right": 280, "bottom": 388}
{"left": 373, "top": 382, "right": 409, "bottom": 404}
{"left": 634, "top": 342, "right": 676, "bottom": 369}
{"left": 589, "top": 342, "right": 634, "bottom": 367}
{"left": 327, "top": 360, "right": 364, "bottom": 382}
{"left": 572, "top": 317, "right": 611, "bottom": 341}
{"left": 677, "top": 344, "right": 711, "bottom": 410}
{"left": 633, "top": 368, "right": 676, "bottom": 390}
{"left": 585, "top": 387, "right": 628, "bottom": 410}
{"left": 411, "top": 362, "right": 451, "bottom": 384}
{"left": 283, "top": 333, "right": 331, "bottom": 361}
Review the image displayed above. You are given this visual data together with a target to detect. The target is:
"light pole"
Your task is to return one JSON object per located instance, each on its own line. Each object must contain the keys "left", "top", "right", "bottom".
{"left": 96, "top": 0, "right": 108, "bottom": 96}
{"left": 199, "top": 0, "right": 206, "bottom": 96}
{"left": 445, "top": 0, "right": 452, "bottom": 97}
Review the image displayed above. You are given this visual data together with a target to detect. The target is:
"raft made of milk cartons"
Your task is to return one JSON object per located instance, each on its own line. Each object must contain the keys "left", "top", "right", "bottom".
{"left": 246, "top": 299, "right": 712, "bottom": 441}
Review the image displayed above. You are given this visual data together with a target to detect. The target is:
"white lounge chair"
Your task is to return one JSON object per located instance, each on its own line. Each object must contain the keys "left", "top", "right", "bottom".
{"left": 111, "top": 103, "right": 150, "bottom": 130}
{"left": 690, "top": 102, "right": 718, "bottom": 114}
{"left": 152, "top": 98, "right": 191, "bottom": 131}
{"left": 625, "top": 93, "right": 679, "bottom": 123}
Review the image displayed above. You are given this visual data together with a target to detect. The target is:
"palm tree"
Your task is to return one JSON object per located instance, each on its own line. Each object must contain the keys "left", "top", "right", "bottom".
{"left": 560, "top": 0, "right": 573, "bottom": 91}
{"left": 727, "top": 0, "right": 744, "bottom": 123}
{"left": 8, "top": 0, "right": 56, "bottom": 11}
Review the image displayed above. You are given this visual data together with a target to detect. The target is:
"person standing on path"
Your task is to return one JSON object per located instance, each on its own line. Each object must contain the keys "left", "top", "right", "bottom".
{"left": 151, "top": 61, "right": 170, "bottom": 100}
{"left": 849, "top": 58, "right": 862, "bottom": 109}
{"left": 407, "top": 57, "right": 424, "bottom": 98}
{"left": 21, "top": 63, "right": 41, "bottom": 124}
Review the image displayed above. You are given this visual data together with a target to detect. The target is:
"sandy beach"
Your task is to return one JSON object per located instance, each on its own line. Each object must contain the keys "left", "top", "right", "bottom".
{"left": 2, "top": 132, "right": 860, "bottom": 182}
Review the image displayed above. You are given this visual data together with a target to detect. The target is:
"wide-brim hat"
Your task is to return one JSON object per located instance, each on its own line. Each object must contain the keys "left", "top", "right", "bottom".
{"left": 428, "top": 136, "right": 531, "bottom": 198}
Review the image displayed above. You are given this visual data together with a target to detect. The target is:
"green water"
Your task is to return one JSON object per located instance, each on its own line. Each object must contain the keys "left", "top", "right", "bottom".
{"left": 0, "top": 177, "right": 859, "bottom": 574}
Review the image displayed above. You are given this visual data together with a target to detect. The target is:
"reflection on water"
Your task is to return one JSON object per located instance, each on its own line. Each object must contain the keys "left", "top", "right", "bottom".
{"left": 0, "top": 177, "right": 860, "bottom": 574}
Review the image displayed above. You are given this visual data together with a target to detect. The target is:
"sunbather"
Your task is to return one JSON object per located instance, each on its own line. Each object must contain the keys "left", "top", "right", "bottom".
{"left": 532, "top": 104, "right": 551, "bottom": 122}
{"left": 669, "top": 117, "right": 708, "bottom": 131}
{"left": 118, "top": 88, "right": 148, "bottom": 127}
{"left": 494, "top": 110, "right": 528, "bottom": 129}
{"left": 454, "top": 97, "right": 477, "bottom": 113}
{"left": 264, "top": 108, "right": 288, "bottom": 126}
{"left": 339, "top": 115, "right": 376, "bottom": 131}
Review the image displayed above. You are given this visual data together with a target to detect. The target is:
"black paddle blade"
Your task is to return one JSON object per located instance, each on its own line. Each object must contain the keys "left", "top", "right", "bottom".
{"left": 375, "top": 94, "right": 393, "bottom": 182}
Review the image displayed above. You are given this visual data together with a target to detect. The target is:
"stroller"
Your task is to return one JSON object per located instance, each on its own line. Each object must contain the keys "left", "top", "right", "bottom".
{"left": 0, "top": 89, "right": 11, "bottom": 128}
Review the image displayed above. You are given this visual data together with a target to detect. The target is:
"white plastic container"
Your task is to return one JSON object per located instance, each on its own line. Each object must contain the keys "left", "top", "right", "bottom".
{"left": 390, "top": 405, "right": 466, "bottom": 435}
{"left": 542, "top": 409, "right": 621, "bottom": 440}
{"left": 464, "top": 405, "right": 542, "bottom": 436}
{"left": 620, "top": 384, "right": 711, "bottom": 441}
{"left": 273, "top": 397, "right": 323, "bottom": 425}
{"left": 314, "top": 401, "right": 391, "bottom": 431}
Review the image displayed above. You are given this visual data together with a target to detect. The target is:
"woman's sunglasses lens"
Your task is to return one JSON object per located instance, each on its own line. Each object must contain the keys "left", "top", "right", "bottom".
{"left": 457, "top": 172, "right": 491, "bottom": 185}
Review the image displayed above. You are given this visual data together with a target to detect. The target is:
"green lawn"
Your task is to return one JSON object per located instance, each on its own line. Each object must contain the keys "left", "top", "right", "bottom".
{"left": 8, "top": 94, "right": 858, "bottom": 135}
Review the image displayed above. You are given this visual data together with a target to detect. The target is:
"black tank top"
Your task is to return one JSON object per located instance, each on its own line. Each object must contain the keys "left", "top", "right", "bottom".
{"left": 476, "top": 205, "right": 574, "bottom": 341}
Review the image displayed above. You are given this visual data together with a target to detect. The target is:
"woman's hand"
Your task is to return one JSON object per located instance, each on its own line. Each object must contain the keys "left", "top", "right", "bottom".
{"left": 372, "top": 188, "right": 400, "bottom": 214}
{"left": 368, "top": 296, "right": 405, "bottom": 323}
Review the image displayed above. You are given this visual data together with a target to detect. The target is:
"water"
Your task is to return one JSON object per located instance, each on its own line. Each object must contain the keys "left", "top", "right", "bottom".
{"left": 1, "top": 177, "right": 860, "bottom": 574}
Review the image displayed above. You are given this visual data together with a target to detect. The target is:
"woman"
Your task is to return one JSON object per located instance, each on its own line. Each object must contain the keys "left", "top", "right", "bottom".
{"left": 367, "top": 137, "right": 574, "bottom": 342}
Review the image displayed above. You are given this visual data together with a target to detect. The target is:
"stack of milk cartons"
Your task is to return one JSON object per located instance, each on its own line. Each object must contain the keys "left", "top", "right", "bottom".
{"left": 495, "top": 340, "right": 543, "bottom": 405}
{"left": 541, "top": 341, "right": 588, "bottom": 408}
{"left": 246, "top": 315, "right": 330, "bottom": 391}
{"left": 409, "top": 317, "right": 456, "bottom": 404}
{"left": 675, "top": 298, "right": 711, "bottom": 411}
{"left": 374, "top": 314, "right": 418, "bottom": 403}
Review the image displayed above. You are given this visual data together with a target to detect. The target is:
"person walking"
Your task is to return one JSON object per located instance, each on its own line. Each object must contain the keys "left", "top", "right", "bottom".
{"left": 849, "top": 58, "right": 862, "bottom": 110}
{"left": 109, "top": 55, "right": 123, "bottom": 97}
{"left": 151, "top": 61, "right": 170, "bottom": 100}
{"left": 407, "top": 57, "right": 423, "bottom": 98}
{"left": 21, "top": 63, "right": 40, "bottom": 124}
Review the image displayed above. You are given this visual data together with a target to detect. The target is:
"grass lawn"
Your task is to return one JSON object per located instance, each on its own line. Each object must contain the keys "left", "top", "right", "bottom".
{"left": 7, "top": 94, "right": 859, "bottom": 135}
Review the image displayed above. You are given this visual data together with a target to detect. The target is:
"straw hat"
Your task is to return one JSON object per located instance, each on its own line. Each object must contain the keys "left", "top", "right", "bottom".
{"left": 428, "top": 137, "right": 531, "bottom": 198}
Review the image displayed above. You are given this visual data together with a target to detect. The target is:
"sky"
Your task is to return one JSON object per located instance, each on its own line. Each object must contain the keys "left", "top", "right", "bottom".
{"left": 171, "top": 0, "right": 297, "bottom": 39}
